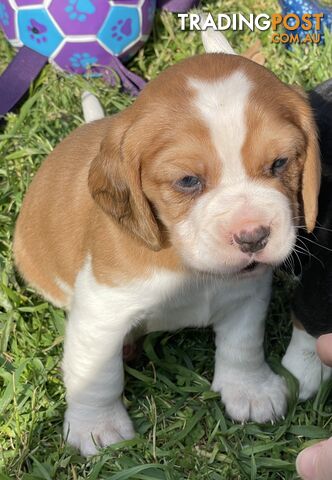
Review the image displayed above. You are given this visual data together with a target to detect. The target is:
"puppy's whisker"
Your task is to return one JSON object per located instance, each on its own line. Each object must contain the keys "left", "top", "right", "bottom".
{"left": 283, "top": 255, "right": 295, "bottom": 276}
{"left": 293, "top": 245, "right": 310, "bottom": 257}
{"left": 316, "top": 219, "right": 330, "bottom": 228}
{"left": 293, "top": 221, "right": 332, "bottom": 235}
{"left": 288, "top": 253, "right": 295, "bottom": 275}
{"left": 289, "top": 256, "right": 295, "bottom": 276}
{"left": 297, "top": 235, "right": 332, "bottom": 253}
{"left": 292, "top": 248, "right": 303, "bottom": 278}
{"left": 292, "top": 216, "right": 305, "bottom": 222}
{"left": 295, "top": 237, "right": 311, "bottom": 256}
{"left": 313, "top": 225, "right": 332, "bottom": 233}
{"left": 294, "top": 243, "right": 325, "bottom": 269}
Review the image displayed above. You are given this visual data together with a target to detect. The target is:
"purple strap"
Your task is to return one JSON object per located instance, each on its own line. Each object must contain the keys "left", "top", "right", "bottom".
{"left": 0, "top": 46, "right": 47, "bottom": 117}
{"left": 157, "top": 0, "right": 199, "bottom": 12}
{"left": 98, "top": 56, "right": 146, "bottom": 97}
{"left": 100, "top": 0, "right": 199, "bottom": 94}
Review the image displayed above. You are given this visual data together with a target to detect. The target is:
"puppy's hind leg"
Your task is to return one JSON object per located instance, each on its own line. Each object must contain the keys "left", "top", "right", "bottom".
{"left": 63, "top": 263, "right": 136, "bottom": 456}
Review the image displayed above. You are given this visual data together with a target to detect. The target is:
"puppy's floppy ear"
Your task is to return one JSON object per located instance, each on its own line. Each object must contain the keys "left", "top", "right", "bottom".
{"left": 88, "top": 111, "right": 163, "bottom": 251}
{"left": 302, "top": 122, "right": 321, "bottom": 233}
{"left": 295, "top": 90, "right": 321, "bottom": 233}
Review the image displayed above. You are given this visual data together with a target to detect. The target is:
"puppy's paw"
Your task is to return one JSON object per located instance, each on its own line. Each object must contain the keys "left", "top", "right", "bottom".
{"left": 212, "top": 369, "right": 288, "bottom": 423}
{"left": 64, "top": 400, "right": 135, "bottom": 456}
{"left": 282, "top": 343, "right": 332, "bottom": 400}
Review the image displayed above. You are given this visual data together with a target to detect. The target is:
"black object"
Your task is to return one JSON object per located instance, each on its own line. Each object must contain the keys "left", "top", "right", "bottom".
{"left": 291, "top": 79, "right": 332, "bottom": 337}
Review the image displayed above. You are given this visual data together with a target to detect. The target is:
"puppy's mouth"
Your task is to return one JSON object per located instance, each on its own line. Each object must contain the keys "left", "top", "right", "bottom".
{"left": 239, "top": 261, "right": 264, "bottom": 275}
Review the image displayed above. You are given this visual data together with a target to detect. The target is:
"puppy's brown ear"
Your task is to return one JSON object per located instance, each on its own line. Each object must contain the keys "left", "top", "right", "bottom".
{"left": 302, "top": 120, "right": 321, "bottom": 233}
{"left": 291, "top": 86, "right": 321, "bottom": 233}
{"left": 88, "top": 111, "right": 163, "bottom": 251}
{"left": 297, "top": 96, "right": 321, "bottom": 233}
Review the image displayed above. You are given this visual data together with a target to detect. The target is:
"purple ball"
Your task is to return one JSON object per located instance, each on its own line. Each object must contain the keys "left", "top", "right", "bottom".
{"left": 0, "top": 0, "right": 156, "bottom": 73}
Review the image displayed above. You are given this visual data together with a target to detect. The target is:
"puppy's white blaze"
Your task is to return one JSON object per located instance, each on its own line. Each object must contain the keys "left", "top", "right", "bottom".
{"left": 175, "top": 71, "right": 296, "bottom": 272}
{"left": 189, "top": 71, "right": 251, "bottom": 185}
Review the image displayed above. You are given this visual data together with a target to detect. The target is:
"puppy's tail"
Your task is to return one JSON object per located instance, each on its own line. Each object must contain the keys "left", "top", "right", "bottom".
{"left": 199, "top": 13, "right": 236, "bottom": 55}
{"left": 81, "top": 91, "right": 105, "bottom": 123}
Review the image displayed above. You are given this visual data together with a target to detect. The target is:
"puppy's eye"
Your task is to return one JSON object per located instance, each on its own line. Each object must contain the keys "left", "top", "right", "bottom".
{"left": 175, "top": 176, "right": 202, "bottom": 193}
{"left": 271, "top": 157, "right": 288, "bottom": 175}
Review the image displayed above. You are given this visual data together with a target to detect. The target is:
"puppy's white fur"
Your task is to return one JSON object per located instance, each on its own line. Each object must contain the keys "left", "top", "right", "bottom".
{"left": 64, "top": 257, "right": 286, "bottom": 456}
{"left": 282, "top": 327, "right": 332, "bottom": 400}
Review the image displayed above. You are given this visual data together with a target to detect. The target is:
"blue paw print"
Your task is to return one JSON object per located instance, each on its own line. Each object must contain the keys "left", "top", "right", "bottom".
{"left": 111, "top": 18, "right": 132, "bottom": 42}
{"left": 0, "top": 2, "right": 9, "bottom": 26}
{"left": 65, "top": 0, "right": 95, "bottom": 22}
{"left": 70, "top": 52, "right": 98, "bottom": 69}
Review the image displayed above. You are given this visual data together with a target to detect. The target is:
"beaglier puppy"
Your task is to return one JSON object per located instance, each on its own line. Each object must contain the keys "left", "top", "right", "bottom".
{"left": 14, "top": 41, "right": 320, "bottom": 455}
{"left": 282, "top": 79, "right": 332, "bottom": 398}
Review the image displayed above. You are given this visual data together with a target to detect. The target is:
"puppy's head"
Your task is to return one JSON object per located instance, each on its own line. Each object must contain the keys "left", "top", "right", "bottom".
{"left": 89, "top": 53, "right": 320, "bottom": 276}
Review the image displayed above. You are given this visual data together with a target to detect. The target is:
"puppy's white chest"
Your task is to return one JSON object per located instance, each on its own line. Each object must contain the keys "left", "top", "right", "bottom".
{"left": 130, "top": 269, "right": 272, "bottom": 333}
{"left": 145, "top": 279, "right": 213, "bottom": 332}
{"left": 74, "top": 259, "right": 272, "bottom": 334}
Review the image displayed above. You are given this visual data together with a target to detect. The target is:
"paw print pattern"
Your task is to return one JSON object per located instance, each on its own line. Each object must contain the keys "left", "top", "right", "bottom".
{"left": 70, "top": 52, "right": 97, "bottom": 70}
{"left": 97, "top": 6, "right": 140, "bottom": 55}
{"left": 111, "top": 18, "right": 132, "bottom": 42}
{"left": 65, "top": 0, "right": 96, "bottom": 22}
{"left": 18, "top": 9, "right": 63, "bottom": 56}
{"left": 27, "top": 18, "right": 47, "bottom": 43}
{"left": 0, "top": 2, "right": 9, "bottom": 27}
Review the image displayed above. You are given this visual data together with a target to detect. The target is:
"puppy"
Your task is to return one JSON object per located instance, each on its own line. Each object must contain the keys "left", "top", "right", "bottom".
{"left": 282, "top": 79, "right": 332, "bottom": 398}
{"left": 14, "top": 48, "right": 320, "bottom": 456}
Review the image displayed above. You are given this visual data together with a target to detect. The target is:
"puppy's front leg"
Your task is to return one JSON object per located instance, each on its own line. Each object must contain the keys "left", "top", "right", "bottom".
{"left": 212, "top": 273, "right": 288, "bottom": 423}
{"left": 63, "top": 275, "right": 135, "bottom": 456}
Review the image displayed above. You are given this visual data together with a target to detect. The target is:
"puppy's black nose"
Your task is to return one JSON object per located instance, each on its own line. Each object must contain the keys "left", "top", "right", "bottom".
{"left": 233, "top": 226, "right": 270, "bottom": 253}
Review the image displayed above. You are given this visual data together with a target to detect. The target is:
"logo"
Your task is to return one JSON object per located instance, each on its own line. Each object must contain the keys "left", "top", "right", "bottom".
{"left": 178, "top": 13, "right": 325, "bottom": 44}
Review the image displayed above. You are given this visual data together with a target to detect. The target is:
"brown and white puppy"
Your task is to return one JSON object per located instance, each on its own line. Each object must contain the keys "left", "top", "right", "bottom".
{"left": 14, "top": 42, "right": 320, "bottom": 455}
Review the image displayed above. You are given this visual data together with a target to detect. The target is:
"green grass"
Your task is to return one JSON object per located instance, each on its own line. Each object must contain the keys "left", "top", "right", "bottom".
{"left": 1, "top": 1, "right": 332, "bottom": 478}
